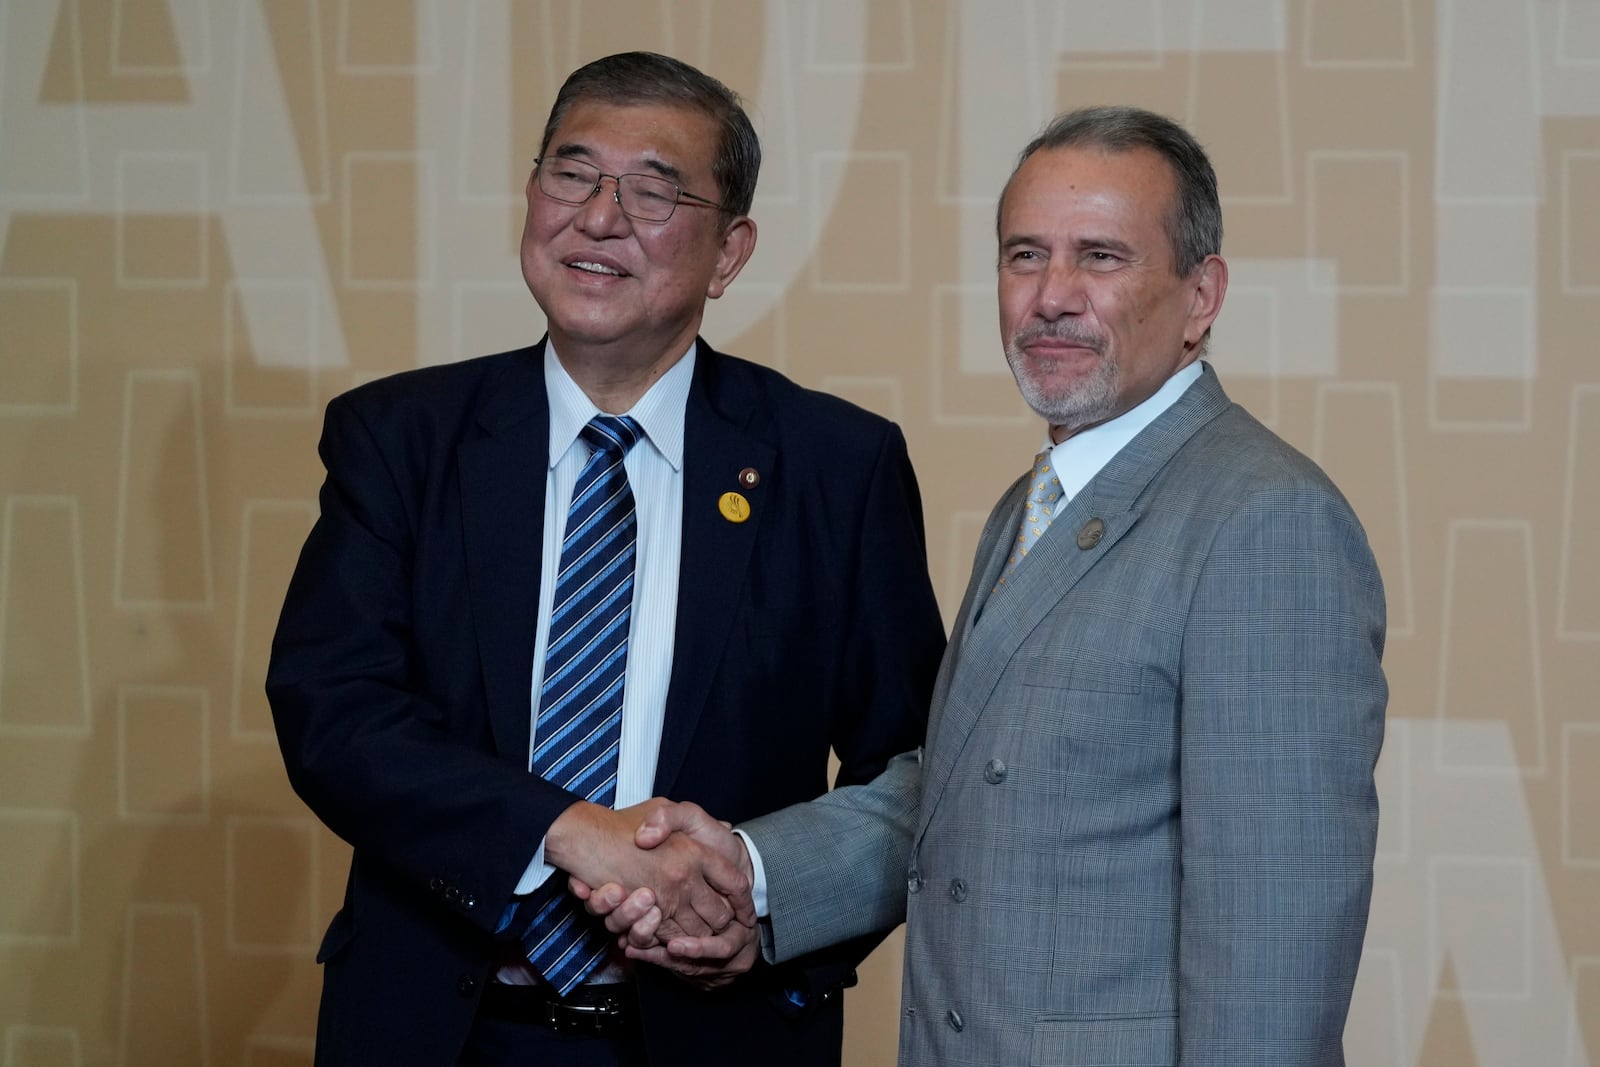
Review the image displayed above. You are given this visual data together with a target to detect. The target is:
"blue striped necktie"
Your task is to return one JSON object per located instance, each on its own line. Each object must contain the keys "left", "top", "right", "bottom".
{"left": 522, "top": 413, "right": 642, "bottom": 994}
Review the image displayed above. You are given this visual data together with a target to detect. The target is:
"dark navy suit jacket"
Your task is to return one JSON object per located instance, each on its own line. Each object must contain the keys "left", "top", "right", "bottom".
{"left": 266, "top": 339, "right": 945, "bottom": 1065}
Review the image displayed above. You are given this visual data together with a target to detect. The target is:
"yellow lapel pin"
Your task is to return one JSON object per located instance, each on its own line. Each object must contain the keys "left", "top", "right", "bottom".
{"left": 719, "top": 491, "right": 751, "bottom": 523}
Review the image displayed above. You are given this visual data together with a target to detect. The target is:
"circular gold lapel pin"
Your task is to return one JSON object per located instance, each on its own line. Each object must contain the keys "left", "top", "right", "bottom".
{"left": 719, "top": 491, "right": 752, "bottom": 523}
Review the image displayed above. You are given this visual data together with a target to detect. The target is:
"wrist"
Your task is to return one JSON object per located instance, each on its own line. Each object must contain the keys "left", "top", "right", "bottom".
{"left": 543, "top": 799, "right": 607, "bottom": 875}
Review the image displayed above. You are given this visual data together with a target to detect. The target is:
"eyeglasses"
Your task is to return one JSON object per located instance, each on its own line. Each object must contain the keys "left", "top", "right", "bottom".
{"left": 534, "top": 156, "right": 730, "bottom": 223}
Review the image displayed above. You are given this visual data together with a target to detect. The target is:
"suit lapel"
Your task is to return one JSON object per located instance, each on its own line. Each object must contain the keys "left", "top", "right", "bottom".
{"left": 458, "top": 346, "right": 549, "bottom": 762}
{"left": 652, "top": 346, "right": 775, "bottom": 795}
{"left": 916, "top": 367, "right": 1234, "bottom": 836}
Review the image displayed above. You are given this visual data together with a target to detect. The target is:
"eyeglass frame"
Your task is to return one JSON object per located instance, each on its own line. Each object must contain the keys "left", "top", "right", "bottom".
{"left": 533, "top": 156, "right": 733, "bottom": 223}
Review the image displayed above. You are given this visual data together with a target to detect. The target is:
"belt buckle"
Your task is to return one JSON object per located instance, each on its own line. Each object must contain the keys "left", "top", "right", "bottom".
{"left": 549, "top": 994, "right": 627, "bottom": 1036}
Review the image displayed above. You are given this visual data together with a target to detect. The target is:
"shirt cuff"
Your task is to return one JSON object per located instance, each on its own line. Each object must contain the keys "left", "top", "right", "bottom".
{"left": 513, "top": 839, "right": 555, "bottom": 896}
{"left": 732, "top": 828, "right": 770, "bottom": 918}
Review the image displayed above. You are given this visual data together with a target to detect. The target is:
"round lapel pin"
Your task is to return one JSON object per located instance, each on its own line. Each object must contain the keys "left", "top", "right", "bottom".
{"left": 719, "top": 491, "right": 752, "bottom": 523}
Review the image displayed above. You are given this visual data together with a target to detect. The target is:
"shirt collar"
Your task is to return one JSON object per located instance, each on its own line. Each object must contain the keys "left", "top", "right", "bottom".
{"left": 544, "top": 341, "right": 695, "bottom": 471}
{"left": 1046, "top": 360, "right": 1204, "bottom": 501}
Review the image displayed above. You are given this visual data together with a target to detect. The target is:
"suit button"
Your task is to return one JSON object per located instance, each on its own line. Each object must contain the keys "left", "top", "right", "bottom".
{"left": 984, "top": 758, "right": 1007, "bottom": 784}
{"left": 462, "top": 893, "right": 477, "bottom": 910}
{"left": 429, "top": 877, "right": 444, "bottom": 894}
{"left": 947, "top": 1009, "right": 964, "bottom": 1032}
{"left": 444, "top": 885, "right": 460, "bottom": 903}
{"left": 949, "top": 879, "right": 967, "bottom": 903}
{"left": 907, "top": 869, "right": 923, "bottom": 893}
{"left": 457, "top": 974, "right": 478, "bottom": 997}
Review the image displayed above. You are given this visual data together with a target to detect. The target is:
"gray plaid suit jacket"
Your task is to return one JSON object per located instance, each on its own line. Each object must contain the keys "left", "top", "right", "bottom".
{"left": 746, "top": 365, "right": 1387, "bottom": 1066}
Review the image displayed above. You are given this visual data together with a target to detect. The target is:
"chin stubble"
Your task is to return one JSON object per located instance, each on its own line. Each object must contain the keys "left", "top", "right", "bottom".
{"left": 1004, "top": 323, "right": 1119, "bottom": 428}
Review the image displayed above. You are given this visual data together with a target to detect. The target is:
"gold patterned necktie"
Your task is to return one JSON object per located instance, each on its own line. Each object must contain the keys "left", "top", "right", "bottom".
{"left": 993, "top": 448, "right": 1063, "bottom": 592}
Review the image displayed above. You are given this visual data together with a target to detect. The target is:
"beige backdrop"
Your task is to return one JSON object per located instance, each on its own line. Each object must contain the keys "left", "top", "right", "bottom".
{"left": 2, "top": 2, "right": 1598, "bottom": 1065}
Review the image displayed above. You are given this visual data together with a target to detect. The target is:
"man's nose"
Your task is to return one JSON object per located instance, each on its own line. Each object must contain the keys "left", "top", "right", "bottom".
{"left": 575, "top": 175, "right": 630, "bottom": 234}
{"left": 1036, "top": 259, "right": 1088, "bottom": 318}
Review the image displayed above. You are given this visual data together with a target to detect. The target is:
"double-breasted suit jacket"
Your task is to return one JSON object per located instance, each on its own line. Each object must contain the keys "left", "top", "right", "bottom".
{"left": 747, "top": 365, "right": 1386, "bottom": 1066}
{"left": 266, "top": 339, "right": 946, "bottom": 1066}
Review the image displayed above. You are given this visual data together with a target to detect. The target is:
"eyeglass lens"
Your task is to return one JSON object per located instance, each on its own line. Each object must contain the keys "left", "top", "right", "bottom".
{"left": 538, "top": 158, "right": 681, "bottom": 222}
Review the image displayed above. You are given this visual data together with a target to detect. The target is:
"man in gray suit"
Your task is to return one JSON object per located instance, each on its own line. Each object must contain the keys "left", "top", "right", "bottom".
{"left": 584, "top": 105, "right": 1387, "bottom": 1066}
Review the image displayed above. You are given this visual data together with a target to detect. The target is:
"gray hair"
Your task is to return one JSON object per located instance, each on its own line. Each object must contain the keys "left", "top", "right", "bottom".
{"left": 999, "top": 105, "right": 1222, "bottom": 276}
{"left": 537, "top": 51, "right": 762, "bottom": 220}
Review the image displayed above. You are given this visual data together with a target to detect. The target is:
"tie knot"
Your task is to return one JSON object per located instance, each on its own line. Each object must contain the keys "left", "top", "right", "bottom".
{"left": 581, "top": 414, "right": 642, "bottom": 458}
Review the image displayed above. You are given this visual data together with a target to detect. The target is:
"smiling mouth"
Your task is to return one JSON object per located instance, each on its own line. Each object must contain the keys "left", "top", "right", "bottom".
{"left": 1012, "top": 324, "right": 1103, "bottom": 355}
{"left": 568, "top": 260, "right": 625, "bottom": 277}
{"left": 1021, "top": 334, "right": 1105, "bottom": 360}
{"left": 1027, "top": 340, "right": 1101, "bottom": 359}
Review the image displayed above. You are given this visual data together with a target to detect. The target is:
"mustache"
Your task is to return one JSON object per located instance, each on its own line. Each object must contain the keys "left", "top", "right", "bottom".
{"left": 1009, "top": 322, "right": 1105, "bottom": 353}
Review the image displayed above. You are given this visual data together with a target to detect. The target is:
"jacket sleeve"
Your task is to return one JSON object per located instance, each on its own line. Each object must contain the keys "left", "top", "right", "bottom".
{"left": 744, "top": 748, "right": 924, "bottom": 964}
{"left": 1176, "top": 483, "right": 1387, "bottom": 1064}
{"left": 266, "top": 393, "right": 570, "bottom": 936}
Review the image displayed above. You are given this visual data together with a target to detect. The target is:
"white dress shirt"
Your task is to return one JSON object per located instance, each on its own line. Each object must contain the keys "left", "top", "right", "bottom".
{"left": 515, "top": 342, "right": 692, "bottom": 891}
{"left": 1046, "top": 360, "right": 1203, "bottom": 500}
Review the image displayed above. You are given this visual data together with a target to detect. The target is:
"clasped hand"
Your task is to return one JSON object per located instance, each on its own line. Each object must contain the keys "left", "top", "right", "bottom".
{"left": 562, "top": 799, "right": 760, "bottom": 987}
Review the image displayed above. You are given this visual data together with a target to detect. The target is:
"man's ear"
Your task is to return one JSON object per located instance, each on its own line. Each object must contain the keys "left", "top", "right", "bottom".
{"left": 1183, "top": 254, "right": 1228, "bottom": 348}
{"left": 706, "top": 216, "right": 757, "bottom": 300}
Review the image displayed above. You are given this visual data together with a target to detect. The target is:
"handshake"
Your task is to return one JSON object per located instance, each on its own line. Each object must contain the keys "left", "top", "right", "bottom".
{"left": 546, "top": 797, "right": 761, "bottom": 988}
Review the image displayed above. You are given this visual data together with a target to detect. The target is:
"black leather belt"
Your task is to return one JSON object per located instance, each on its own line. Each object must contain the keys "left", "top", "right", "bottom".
{"left": 478, "top": 980, "right": 640, "bottom": 1038}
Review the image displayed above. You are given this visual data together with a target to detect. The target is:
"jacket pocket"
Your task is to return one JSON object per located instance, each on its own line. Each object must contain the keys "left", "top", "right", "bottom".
{"left": 1030, "top": 1012, "right": 1177, "bottom": 1066}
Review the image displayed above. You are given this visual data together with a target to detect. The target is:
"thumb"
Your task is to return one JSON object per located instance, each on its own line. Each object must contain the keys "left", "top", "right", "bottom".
{"left": 634, "top": 800, "right": 716, "bottom": 848}
{"left": 634, "top": 806, "right": 675, "bottom": 848}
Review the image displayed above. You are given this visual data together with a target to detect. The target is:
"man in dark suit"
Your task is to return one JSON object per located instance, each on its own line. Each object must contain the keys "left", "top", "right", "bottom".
{"left": 596, "top": 106, "right": 1386, "bottom": 1066}
{"left": 266, "top": 51, "right": 944, "bottom": 1066}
